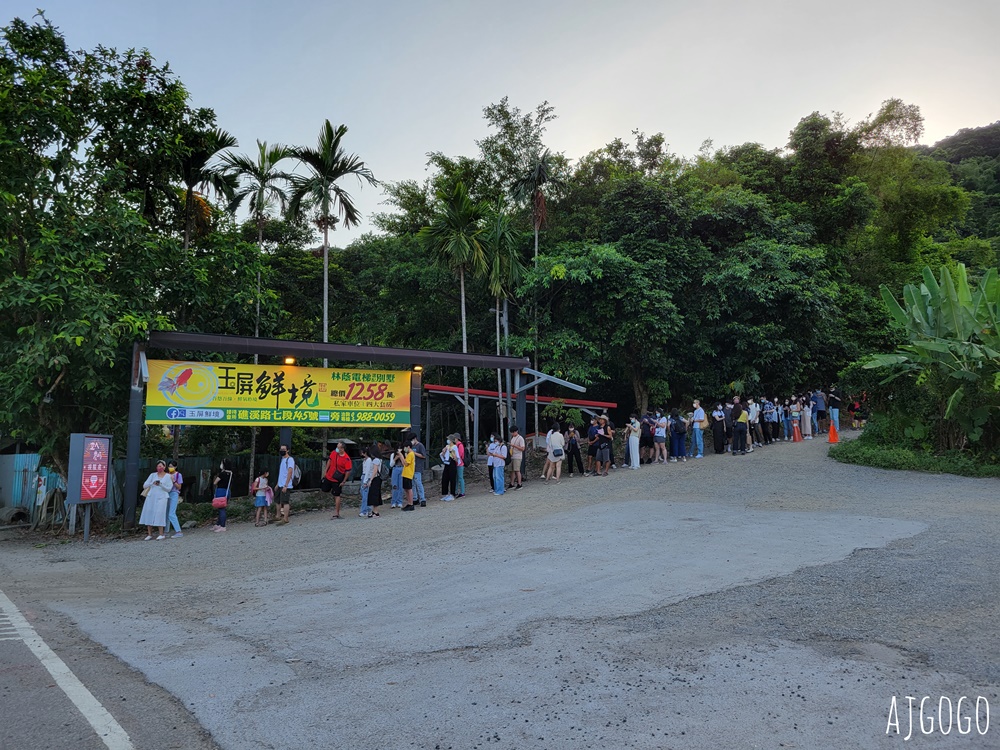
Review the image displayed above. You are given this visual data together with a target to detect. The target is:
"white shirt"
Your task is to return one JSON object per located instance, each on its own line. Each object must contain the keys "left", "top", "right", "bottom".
{"left": 361, "top": 457, "right": 373, "bottom": 483}
{"left": 278, "top": 456, "right": 295, "bottom": 489}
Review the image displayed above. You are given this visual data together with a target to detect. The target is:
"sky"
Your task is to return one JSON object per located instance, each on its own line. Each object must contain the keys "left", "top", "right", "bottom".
{"left": 7, "top": 0, "right": 1000, "bottom": 243}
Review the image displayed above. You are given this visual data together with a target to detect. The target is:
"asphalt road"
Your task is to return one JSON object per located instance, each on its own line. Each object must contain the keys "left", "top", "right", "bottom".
{"left": 1, "top": 435, "right": 998, "bottom": 749}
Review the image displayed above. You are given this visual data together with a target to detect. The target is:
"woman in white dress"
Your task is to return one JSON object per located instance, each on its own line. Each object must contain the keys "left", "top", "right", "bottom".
{"left": 140, "top": 460, "right": 171, "bottom": 540}
{"left": 544, "top": 422, "right": 566, "bottom": 483}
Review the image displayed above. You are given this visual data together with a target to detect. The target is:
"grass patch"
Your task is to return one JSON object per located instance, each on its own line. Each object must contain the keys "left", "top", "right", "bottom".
{"left": 829, "top": 438, "right": 1000, "bottom": 478}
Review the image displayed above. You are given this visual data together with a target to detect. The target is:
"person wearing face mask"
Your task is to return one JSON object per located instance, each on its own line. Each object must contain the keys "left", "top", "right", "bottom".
{"left": 140, "top": 459, "right": 171, "bottom": 540}
{"left": 626, "top": 414, "right": 641, "bottom": 469}
{"left": 324, "top": 441, "right": 353, "bottom": 519}
{"left": 486, "top": 434, "right": 508, "bottom": 495}
{"left": 653, "top": 409, "right": 668, "bottom": 464}
{"left": 165, "top": 459, "right": 184, "bottom": 537}
{"left": 212, "top": 459, "right": 233, "bottom": 532}
{"left": 275, "top": 444, "right": 294, "bottom": 525}
{"left": 711, "top": 403, "right": 727, "bottom": 454}
{"left": 440, "top": 436, "right": 458, "bottom": 501}
{"left": 691, "top": 400, "right": 706, "bottom": 459}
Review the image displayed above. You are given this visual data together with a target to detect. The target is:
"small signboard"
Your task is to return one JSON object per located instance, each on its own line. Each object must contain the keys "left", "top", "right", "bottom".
{"left": 66, "top": 434, "right": 112, "bottom": 505}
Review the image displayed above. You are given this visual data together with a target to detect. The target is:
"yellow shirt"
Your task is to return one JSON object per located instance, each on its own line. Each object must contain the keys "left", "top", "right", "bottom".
{"left": 402, "top": 451, "right": 415, "bottom": 479}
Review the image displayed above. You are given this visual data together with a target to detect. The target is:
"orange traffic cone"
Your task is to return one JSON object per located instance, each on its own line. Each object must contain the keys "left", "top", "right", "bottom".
{"left": 827, "top": 420, "right": 839, "bottom": 444}
{"left": 792, "top": 420, "right": 803, "bottom": 442}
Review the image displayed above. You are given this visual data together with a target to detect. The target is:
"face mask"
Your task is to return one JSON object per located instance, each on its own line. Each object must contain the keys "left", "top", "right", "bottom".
{"left": 279, "top": 450, "right": 287, "bottom": 456}
{"left": 168, "top": 467, "right": 176, "bottom": 474}
{"left": 656, "top": 412, "right": 661, "bottom": 417}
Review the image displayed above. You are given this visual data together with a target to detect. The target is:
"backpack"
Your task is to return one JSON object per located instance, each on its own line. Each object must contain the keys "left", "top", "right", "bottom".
{"left": 673, "top": 419, "right": 687, "bottom": 435}
{"left": 292, "top": 463, "right": 302, "bottom": 487}
{"left": 503, "top": 443, "right": 512, "bottom": 466}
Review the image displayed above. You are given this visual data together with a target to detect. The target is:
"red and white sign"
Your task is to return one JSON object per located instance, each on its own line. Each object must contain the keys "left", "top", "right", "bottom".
{"left": 81, "top": 437, "right": 110, "bottom": 501}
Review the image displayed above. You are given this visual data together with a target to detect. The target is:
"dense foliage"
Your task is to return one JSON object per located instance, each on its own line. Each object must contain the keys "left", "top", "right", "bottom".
{"left": 3, "top": 14, "right": 999, "bottom": 475}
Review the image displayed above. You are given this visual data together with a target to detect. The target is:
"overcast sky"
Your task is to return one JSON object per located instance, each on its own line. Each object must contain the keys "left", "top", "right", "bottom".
{"left": 8, "top": 1, "right": 1000, "bottom": 243}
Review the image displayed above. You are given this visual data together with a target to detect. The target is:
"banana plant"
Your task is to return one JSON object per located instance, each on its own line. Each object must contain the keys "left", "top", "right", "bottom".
{"left": 866, "top": 264, "right": 1000, "bottom": 448}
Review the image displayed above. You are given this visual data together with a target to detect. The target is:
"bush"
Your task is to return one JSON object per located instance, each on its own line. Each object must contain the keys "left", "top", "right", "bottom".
{"left": 830, "top": 435, "right": 1000, "bottom": 478}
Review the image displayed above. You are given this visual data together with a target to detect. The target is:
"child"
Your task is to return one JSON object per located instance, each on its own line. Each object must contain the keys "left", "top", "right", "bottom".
{"left": 252, "top": 469, "right": 270, "bottom": 526}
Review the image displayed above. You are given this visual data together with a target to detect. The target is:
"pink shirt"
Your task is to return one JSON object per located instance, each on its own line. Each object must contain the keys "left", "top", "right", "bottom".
{"left": 455, "top": 441, "right": 465, "bottom": 466}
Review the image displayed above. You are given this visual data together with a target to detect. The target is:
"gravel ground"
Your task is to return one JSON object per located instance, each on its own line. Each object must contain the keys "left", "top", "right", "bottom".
{"left": 1, "top": 434, "right": 998, "bottom": 749}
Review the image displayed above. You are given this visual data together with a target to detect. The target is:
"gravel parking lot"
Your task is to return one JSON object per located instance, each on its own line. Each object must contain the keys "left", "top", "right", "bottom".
{"left": 1, "top": 435, "right": 998, "bottom": 749}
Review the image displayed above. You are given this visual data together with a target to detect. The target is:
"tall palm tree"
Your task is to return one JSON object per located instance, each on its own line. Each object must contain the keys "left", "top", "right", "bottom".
{"left": 418, "top": 182, "right": 488, "bottom": 445}
{"left": 510, "top": 150, "right": 564, "bottom": 443}
{"left": 172, "top": 127, "right": 238, "bottom": 461}
{"left": 482, "top": 200, "right": 525, "bottom": 437}
{"left": 220, "top": 141, "right": 292, "bottom": 490}
{"left": 287, "top": 121, "right": 377, "bottom": 365}
{"left": 180, "top": 127, "right": 239, "bottom": 254}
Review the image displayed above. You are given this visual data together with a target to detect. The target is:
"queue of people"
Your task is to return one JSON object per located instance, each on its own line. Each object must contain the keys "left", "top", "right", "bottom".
{"left": 137, "top": 384, "right": 865, "bottom": 536}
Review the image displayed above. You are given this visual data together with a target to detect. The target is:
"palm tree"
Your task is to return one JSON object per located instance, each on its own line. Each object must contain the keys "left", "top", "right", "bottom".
{"left": 482, "top": 200, "right": 525, "bottom": 437}
{"left": 180, "top": 127, "right": 239, "bottom": 254}
{"left": 510, "top": 150, "right": 564, "bottom": 443}
{"left": 287, "top": 121, "right": 377, "bottom": 365}
{"left": 220, "top": 141, "right": 293, "bottom": 490}
{"left": 172, "top": 127, "right": 238, "bottom": 461}
{"left": 418, "top": 182, "right": 488, "bottom": 445}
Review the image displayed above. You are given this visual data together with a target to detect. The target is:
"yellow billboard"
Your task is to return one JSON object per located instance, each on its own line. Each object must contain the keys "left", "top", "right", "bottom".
{"left": 145, "top": 360, "right": 411, "bottom": 427}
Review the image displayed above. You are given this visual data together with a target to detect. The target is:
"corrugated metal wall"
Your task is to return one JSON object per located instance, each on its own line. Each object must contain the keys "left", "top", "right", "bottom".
{"left": 0, "top": 454, "right": 67, "bottom": 510}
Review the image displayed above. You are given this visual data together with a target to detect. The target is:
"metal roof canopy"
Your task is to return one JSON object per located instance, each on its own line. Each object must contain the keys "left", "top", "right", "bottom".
{"left": 425, "top": 384, "right": 616, "bottom": 411}
{"left": 146, "top": 331, "right": 531, "bottom": 370}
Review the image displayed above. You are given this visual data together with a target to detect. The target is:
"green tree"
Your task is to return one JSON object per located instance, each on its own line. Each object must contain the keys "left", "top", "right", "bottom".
{"left": 287, "top": 120, "right": 377, "bottom": 361}
{"left": 482, "top": 201, "right": 526, "bottom": 433}
{"left": 0, "top": 14, "right": 219, "bottom": 474}
{"left": 418, "top": 182, "right": 488, "bottom": 442}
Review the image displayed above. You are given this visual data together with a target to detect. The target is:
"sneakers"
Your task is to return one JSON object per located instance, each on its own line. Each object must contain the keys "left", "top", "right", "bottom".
{"left": 213, "top": 527, "right": 226, "bottom": 533}
{"left": 359, "top": 512, "right": 368, "bottom": 517}
{"left": 402, "top": 505, "right": 414, "bottom": 511}
{"left": 171, "top": 532, "right": 183, "bottom": 538}
{"left": 456, "top": 493, "right": 465, "bottom": 498}
{"left": 419, "top": 501, "right": 426, "bottom": 507}
{"left": 276, "top": 519, "right": 288, "bottom": 525}
{"left": 155, "top": 534, "right": 165, "bottom": 540}
{"left": 695, "top": 455, "right": 703, "bottom": 459}
{"left": 442, "top": 495, "right": 454, "bottom": 502}
{"left": 670, "top": 458, "right": 677, "bottom": 463}
{"left": 143, "top": 535, "right": 153, "bottom": 541}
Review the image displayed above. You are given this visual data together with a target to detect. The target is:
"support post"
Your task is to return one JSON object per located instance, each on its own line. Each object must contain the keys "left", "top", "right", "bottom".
{"left": 280, "top": 426, "right": 292, "bottom": 452}
{"left": 473, "top": 396, "right": 480, "bottom": 462}
{"left": 123, "top": 342, "right": 145, "bottom": 529}
{"left": 83, "top": 505, "right": 92, "bottom": 543}
{"left": 515, "top": 370, "right": 527, "bottom": 445}
{"left": 409, "top": 368, "right": 422, "bottom": 439}
{"left": 424, "top": 395, "right": 431, "bottom": 447}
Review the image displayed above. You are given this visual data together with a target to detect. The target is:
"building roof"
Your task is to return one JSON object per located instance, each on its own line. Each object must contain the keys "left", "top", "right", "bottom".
{"left": 424, "top": 384, "right": 617, "bottom": 410}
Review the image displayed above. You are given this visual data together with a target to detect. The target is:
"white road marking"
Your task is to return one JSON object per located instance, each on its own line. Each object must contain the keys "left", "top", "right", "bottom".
{"left": 0, "top": 588, "right": 135, "bottom": 750}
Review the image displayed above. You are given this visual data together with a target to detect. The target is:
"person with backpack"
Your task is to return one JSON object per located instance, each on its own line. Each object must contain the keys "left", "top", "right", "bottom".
{"left": 640, "top": 410, "right": 656, "bottom": 464}
{"left": 275, "top": 444, "right": 295, "bottom": 525}
{"left": 324, "top": 441, "right": 353, "bottom": 519}
{"left": 669, "top": 409, "right": 688, "bottom": 463}
{"left": 365, "top": 444, "right": 384, "bottom": 517}
{"left": 453, "top": 433, "right": 467, "bottom": 498}
{"left": 594, "top": 415, "right": 614, "bottom": 477}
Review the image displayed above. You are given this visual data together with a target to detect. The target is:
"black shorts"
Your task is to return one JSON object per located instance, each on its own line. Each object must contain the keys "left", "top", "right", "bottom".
{"left": 639, "top": 436, "right": 654, "bottom": 448}
{"left": 277, "top": 488, "right": 291, "bottom": 506}
{"left": 815, "top": 410, "right": 828, "bottom": 420}
{"left": 330, "top": 481, "right": 343, "bottom": 497}
{"left": 402, "top": 477, "right": 413, "bottom": 490}
{"left": 587, "top": 444, "right": 598, "bottom": 457}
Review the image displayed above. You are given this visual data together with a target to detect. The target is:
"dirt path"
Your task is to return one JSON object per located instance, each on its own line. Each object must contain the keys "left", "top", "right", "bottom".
{"left": 1, "top": 436, "right": 997, "bottom": 749}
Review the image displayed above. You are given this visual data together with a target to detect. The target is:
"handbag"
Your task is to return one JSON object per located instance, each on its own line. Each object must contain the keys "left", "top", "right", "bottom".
{"left": 141, "top": 486, "right": 151, "bottom": 498}
{"left": 332, "top": 469, "right": 346, "bottom": 483}
{"left": 552, "top": 448, "right": 564, "bottom": 458}
{"left": 212, "top": 488, "right": 228, "bottom": 509}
